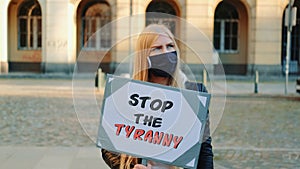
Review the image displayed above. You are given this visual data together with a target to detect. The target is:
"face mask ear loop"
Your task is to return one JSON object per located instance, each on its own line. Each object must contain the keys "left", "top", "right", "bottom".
{"left": 147, "top": 57, "right": 152, "bottom": 68}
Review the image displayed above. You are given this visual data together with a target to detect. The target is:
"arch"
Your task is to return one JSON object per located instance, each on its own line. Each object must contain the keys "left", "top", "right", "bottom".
{"left": 214, "top": 1, "right": 239, "bottom": 51}
{"left": 76, "top": 0, "right": 112, "bottom": 73}
{"left": 146, "top": 0, "right": 179, "bottom": 15}
{"left": 213, "top": 0, "right": 249, "bottom": 75}
{"left": 8, "top": 0, "right": 42, "bottom": 72}
{"left": 18, "top": 0, "right": 42, "bottom": 49}
{"left": 281, "top": 1, "right": 300, "bottom": 74}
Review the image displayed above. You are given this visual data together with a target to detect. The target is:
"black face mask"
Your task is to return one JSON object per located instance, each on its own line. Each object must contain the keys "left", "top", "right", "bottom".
{"left": 147, "top": 51, "right": 178, "bottom": 77}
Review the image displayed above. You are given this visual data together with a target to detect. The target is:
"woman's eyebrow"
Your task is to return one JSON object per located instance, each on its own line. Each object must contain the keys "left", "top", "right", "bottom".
{"left": 151, "top": 42, "right": 174, "bottom": 47}
{"left": 150, "top": 45, "right": 163, "bottom": 48}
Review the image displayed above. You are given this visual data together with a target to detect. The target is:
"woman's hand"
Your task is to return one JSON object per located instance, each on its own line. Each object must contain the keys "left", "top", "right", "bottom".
{"left": 133, "top": 163, "right": 152, "bottom": 169}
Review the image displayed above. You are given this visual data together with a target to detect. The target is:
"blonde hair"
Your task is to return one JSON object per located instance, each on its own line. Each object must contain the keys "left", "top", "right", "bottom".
{"left": 132, "top": 24, "right": 186, "bottom": 88}
{"left": 119, "top": 24, "right": 184, "bottom": 169}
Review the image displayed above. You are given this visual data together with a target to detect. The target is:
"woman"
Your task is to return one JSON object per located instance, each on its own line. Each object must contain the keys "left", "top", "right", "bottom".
{"left": 101, "top": 24, "right": 213, "bottom": 169}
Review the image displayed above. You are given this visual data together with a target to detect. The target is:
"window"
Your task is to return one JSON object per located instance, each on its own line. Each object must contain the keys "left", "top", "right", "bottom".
{"left": 281, "top": 2, "right": 300, "bottom": 73}
{"left": 18, "top": 0, "right": 42, "bottom": 50}
{"left": 214, "top": 2, "right": 239, "bottom": 53}
{"left": 146, "top": 1, "right": 177, "bottom": 34}
{"left": 82, "top": 3, "right": 111, "bottom": 50}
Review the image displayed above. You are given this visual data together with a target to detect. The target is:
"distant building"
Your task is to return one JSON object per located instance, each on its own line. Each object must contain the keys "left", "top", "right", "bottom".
{"left": 0, "top": 0, "right": 299, "bottom": 76}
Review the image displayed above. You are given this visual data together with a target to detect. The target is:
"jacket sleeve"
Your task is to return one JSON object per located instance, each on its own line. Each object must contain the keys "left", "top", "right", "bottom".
{"left": 197, "top": 116, "right": 214, "bottom": 169}
{"left": 185, "top": 81, "right": 214, "bottom": 169}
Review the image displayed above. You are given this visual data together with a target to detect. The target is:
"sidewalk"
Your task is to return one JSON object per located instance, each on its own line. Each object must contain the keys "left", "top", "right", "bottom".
{"left": 0, "top": 73, "right": 298, "bottom": 96}
{"left": 225, "top": 80, "right": 298, "bottom": 96}
{"left": 0, "top": 146, "right": 232, "bottom": 169}
{"left": 0, "top": 147, "right": 109, "bottom": 169}
{"left": 0, "top": 74, "right": 300, "bottom": 97}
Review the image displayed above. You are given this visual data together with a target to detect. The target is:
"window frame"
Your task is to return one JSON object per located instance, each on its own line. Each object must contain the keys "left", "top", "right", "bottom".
{"left": 81, "top": 3, "right": 111, "bottom": 51}
{"left": 18, "top": 3, "right": 42, "bottom": 50}
{"left": 214, "top": 18, "right": 239, "bottom": 54}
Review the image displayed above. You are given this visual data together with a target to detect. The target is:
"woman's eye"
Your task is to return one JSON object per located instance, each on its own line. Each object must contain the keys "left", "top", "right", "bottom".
{"left": 167, "top": 44, "right": 174, "bottom": 49}
{"left": 151, "top": 47, "right": 160, "bottom": 52}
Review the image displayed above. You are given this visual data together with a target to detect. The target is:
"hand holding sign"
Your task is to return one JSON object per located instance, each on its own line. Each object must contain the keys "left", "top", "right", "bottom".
{"left": 134, "top": 160, "right": 173, "bottom": 169}
{"left": 133, "top": 163, "right": 152, "bottom": 169}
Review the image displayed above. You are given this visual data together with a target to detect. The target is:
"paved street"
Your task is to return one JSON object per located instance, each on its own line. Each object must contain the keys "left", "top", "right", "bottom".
{"left": 0, "top": 77, "right": 299, "bottom": 169}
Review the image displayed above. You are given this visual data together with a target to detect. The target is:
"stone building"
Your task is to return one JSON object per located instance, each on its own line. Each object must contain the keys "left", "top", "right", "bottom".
{"left": 0, "top": 0, "right": 299, "bottom": 76}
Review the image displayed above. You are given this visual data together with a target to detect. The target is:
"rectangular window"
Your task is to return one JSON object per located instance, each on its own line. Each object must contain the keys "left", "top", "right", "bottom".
{"left": 38, "top": 19, "right": 42, "bottom": 47}
{"left": 291, "top": 18, "right": 300, "bottom": 62}
{"left": 30, "top": 18, "right": 34, "bottom": 48}
{"left": 214, "top": 19, "right": 238, "bottom": 53}
{"left": 213, "top": 22, "right": 221, "bottom": 50}
{"left": 100, "top": 18, "right": 111, "bottom": 49}
{"left": 19, "top": 18, "right": 27, "bottom": 48}
{"left": 82, "top": 16, "right": 111, "bottom": 50}
{"left": 18, "top": 16, "right": 41, "bottom": 50}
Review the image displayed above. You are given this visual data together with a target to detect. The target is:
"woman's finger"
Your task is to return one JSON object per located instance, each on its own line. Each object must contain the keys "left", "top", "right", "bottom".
{"left": 133, "top": 163, "right": 152, "bottom": 169}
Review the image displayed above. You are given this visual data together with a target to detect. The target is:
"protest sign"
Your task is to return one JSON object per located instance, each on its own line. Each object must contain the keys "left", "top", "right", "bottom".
{"left": 97, "top": 74, "right": 210, "bottom": 168}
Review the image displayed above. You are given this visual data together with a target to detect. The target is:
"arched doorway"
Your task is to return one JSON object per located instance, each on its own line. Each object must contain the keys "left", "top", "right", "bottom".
{"left": 213, "top": 1, "right": 248, "bottom": 75}
{"left": 145, "top": 1, "right": 179, "bottom": 36}
{"left": 76, "top": 0, "right": 112, "bottom": 73}
{"left": 8, "top": 0, "right": 42, "bottom": 72}
{"left": 281, "top": 1, "right": 300, "bottom": 75}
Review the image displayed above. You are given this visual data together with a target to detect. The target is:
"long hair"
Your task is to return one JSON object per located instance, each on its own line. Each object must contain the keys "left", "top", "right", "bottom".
{"left": 119, "top": 24, "right": 184, "bottom": 169}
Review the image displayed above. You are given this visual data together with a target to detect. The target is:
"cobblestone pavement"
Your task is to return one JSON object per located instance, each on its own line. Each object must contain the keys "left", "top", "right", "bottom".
{"left": 0, "top": 79, "right": 93, "bottom": 147}
{"left": 212, "top": 96, "right": 300, "bottom": 169}
{"left": 0, "top": 78, "right": 299, "bottom": 168}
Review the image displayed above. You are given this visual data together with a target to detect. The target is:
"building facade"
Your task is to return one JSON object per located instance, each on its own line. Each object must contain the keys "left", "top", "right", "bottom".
{"left": 0, "top": 0, "right": 299, "bottom": 76}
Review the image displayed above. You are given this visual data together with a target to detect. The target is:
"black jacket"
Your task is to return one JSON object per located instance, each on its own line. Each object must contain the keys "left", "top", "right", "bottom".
{"left": 101, "top": 81, "right": 214, "bottom": 169}
{"left": 185, "top": 81, "right": 214, "bottom": 169}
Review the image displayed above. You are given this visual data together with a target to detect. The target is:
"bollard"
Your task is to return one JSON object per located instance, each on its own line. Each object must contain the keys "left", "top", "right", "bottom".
{"left": 254, "top": 70, "right": 259, "bottom": 93}
{"left": 297, "top": 78, "right": 300, "bottom": 94}
{"left": 203, "top": 69, "right": 207, "bottom": 87}
{"left": 97, "top": 68, "right": 105, "bottom": 90}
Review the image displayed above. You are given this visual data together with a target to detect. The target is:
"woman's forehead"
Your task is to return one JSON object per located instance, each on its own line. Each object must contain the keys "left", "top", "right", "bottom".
{"left": 151, "top": 34, "right": 173, "bottom": 45}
